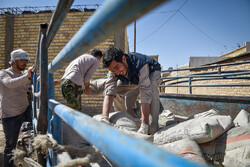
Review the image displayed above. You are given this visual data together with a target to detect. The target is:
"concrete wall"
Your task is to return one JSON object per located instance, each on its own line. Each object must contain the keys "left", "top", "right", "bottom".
{"left": 0, "top": 11, "right": 126, "bottom": 114}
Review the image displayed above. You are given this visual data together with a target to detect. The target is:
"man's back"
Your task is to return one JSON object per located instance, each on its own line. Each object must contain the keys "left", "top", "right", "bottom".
{"left": 62, "top": 54, "right": 100, "bottom": 86}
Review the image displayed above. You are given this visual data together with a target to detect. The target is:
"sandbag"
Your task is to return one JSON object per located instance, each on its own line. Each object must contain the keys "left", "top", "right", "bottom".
{"left": 93, "top": 112, "right": 139, "bottom": 132}
{"left": 93, "top": 112, "right": 153, "bottom": 141}
{"left": 222, "top": 146, "right": 250, "bottom": 167}
{"left": 154, "top": 110, "right": 234, "bottom": 145}
{"left": 109, "top": 111, "right": 139, "bottom": 132}
{"left": 200, "top": 126, "right": 250, "bottom": 163}
{"left": 89, "top": 78, "right": 106, "bottom": 95}
{"left": 158, "top": 110, "right": 177, "bottom": 128}
{"left": 157, "top": 138, "right": 207, "bottom": 165}
{"left": 188, "top": 108, "right": 220, "bottom": 120}
{"left": 119, "top": 128, "right": 153, "bottom": 142}
{"left": 110, "top": 112, "right": 153, "bottom": 141}
{"left": 233, "top": 109, "right": 250, "bottom": 127}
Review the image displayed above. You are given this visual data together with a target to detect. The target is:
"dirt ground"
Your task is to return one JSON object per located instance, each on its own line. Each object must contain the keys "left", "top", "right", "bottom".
{"left": 0, "top": 120, "right": 5, "bottom": 165}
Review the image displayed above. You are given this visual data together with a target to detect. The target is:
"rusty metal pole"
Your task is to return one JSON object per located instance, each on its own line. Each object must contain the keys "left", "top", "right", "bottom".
{"left": 37, "top": 23, "right": 48, "bottom": 134}
{"left": 37, "top": 23, "right": 48, "bottom": 167}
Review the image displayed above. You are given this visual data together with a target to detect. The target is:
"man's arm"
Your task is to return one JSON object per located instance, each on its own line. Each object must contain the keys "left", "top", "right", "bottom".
{"left": 102, "top": 95, "right": 115, "bottom": 118}
{"left": 101, "top": 71, "right": 118, "bottom": 123}
{"left": 84, "top": 82, "right": 90, "bottom": 95}
{"left": 0, "top": 65, "right": 34, "bottom": 88}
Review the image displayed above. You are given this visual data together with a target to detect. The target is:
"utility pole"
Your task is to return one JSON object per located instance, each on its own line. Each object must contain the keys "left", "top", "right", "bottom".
{"left": 134, "top": 20, "right": 136, "bottom": 52}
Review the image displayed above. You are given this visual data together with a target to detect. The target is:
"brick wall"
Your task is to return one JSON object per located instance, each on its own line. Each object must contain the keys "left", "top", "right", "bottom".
{"left": 0, "top": 15, "right": 6, "bottom": 69}
{"left": 0, "top": 11, "right": 124, "bottom": 115}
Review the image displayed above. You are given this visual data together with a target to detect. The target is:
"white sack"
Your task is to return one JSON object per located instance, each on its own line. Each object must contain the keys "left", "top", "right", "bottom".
{"left": 93, "top": 112, "right": 153, "bottom": 141}
{"left": 200, "top": 126, "right": 250, "bottom": 162}
{"left": 157, "top": 138, "right": 207, "bottom": 165}
{"left": 223, "top": 146, "right": 250, "bottom": 167}
{"left": 158, "top": 110, "right": 177, "bottom": 128}
{"left": 233, "top": 109, "right": 250, "bottom": 127}
{"left": 154, "top": 110, "right": 234, "bottom": 145}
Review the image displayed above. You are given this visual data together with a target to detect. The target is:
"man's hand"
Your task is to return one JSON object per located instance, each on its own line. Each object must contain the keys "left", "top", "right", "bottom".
{"left": 137, "top": 123, "right": 149, "bottom": 135}
{"left": 84, "top": 87, "right": 91, "bottom": 95}
{"left": 27, "top": 65, "right": 34, "bottom": 79}
{"left": 84, "top": 82, "right": 91, "bottom": 95}
{"left": 100, "top": 116, "right": 113, "bottom": 125}
{"left": 54, "top": 80, "right": 61, "bottom": 86}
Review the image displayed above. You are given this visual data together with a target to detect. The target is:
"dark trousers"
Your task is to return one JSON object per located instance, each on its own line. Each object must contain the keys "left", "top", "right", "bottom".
{"left": 2, "top": 105, "right": 32, "bottom": 167}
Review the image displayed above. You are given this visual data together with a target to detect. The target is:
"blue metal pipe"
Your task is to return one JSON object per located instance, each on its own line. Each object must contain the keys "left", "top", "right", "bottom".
{"left": 48, "top": 99, "right": 62, "bottom": 144}
{"left": 48, "top": 0, "right": 169, "bottom": 73}
{"left": 47, "top": 0, "right": 74, "bottom": 47}
{"left": 51, "top": 100, "right": 206, "bottom": 167}
{"left": 47, "top": 73, "right": 55, "bottom": 134}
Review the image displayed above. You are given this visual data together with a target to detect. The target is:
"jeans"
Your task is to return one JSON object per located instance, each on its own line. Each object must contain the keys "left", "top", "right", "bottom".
{"left": 2, "top": 105, "right": 32, "bottom": 167}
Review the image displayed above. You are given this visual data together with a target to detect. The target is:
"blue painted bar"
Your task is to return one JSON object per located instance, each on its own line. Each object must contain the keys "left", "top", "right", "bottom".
{"left": 48, "top": 0, "right": 168, "bottom": 73}
{"left": 47, "top": 73, "right": 55, "bottom": 134}
{"left": 48, "top": 99, "right": 62, "bottom": 144}
{"left": 51, "top": 100, "right": 206, "bottom": 167}
{"left": 47, "top": 0, "right": 74, "bottom": 47}
{"left": 32, "top": 72, "right": 37, "bottom": 119}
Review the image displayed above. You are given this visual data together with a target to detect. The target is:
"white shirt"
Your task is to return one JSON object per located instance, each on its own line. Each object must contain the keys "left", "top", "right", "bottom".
{"left": 62, "top": 54, "right": 100, "bottom": 86}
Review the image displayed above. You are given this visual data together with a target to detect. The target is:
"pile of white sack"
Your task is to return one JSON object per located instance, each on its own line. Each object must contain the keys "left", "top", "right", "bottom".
{"left": 93, "top": 108, "right": 250, "bottom": 167}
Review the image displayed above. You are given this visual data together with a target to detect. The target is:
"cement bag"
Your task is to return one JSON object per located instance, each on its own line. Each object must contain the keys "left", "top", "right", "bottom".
{"left": 233, "top": 109, "right": 250, "bottom": 127}
{"left": 222, "top": 146, "right": 250, "bottom": 167}
{"left": 157, "top": 138, "right": 207, "bottom": 165}
{"left": 153, "top": 113, "right": 234, "bottom": 145}
{"left": 188, "top": 108, "right": 220, "bottom": 120}
{"left": 93, "top": 112, "right": 152, "bottom": 141}
{"left": 200, "top": 126, "right": 250, "bottom": 162}
{"left": 109, "top": 111, "right": 139, "bottom": 132}
{"left": 158, "top": 110, "right": 177, "bottom": 128}
{"left": 110, "top": 112, "right": 152, "bottom": 142}
{"left": 119, "top": 128, "right": 153, "bottom": 142}
{"left": 93, "top": 112, "right": 139, "bottom": 132}
{"left": 89, "top": 78, "right": 106, "bottom": 95}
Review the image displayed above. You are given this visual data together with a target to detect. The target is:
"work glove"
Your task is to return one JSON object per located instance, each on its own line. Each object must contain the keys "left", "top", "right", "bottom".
{"left": 137, "top": 123, "right": 149, "bottom": 135}
{"left": 100, "top": 116, "right": 113, "bottom": 126}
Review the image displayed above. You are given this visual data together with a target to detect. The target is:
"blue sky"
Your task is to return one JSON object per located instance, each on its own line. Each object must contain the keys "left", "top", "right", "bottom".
{"left": 1, "top": 0, "right": 250, "bottom": 70}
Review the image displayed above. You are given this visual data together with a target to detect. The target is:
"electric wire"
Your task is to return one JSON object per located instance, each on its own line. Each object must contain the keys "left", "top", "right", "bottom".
{"left": 129, "top": 0, "right": 189, "bottom": 48}
{"left": 178, "top": 11, "right": 227, "bottom": 49}
{"left": 129, "top": 0, "right": 228, "bottom": 51}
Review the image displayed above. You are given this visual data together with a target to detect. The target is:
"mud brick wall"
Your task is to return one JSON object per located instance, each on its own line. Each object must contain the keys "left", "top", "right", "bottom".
{"left": 0, "top": 11, "right": 127, "bottom": 115}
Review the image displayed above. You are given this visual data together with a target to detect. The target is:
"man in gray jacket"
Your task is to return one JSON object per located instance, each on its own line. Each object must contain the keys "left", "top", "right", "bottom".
{"left": 0, "top": 49, "right": 33, "bottom": 167}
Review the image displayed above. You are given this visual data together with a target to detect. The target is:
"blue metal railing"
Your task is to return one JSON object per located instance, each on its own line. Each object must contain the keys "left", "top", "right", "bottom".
{"left": 49, "top": 99, "right": 205, "bottom": 167}
{"left": 48, "top": 0, "right": 168, "bottom": 73}
{"left": 32, "top": 0, "right": 207, "bottom": 166}
{"left": 160, "top": 60, "right": 250, "bottom": 94}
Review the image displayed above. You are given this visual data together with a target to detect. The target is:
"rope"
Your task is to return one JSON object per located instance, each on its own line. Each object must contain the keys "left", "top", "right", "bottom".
{"left": 13, "top": 134, "right": 102, "bottom": 167}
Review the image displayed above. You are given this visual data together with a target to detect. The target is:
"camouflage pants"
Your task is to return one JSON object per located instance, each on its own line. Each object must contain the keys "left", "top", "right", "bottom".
{"left": 61, "top": 79, "right": 83, "bottom": 111}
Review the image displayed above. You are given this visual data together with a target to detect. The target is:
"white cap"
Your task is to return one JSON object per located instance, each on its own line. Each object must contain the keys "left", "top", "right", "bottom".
{"left": 9, "top": 49, "right": 30, "bottom": 64}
